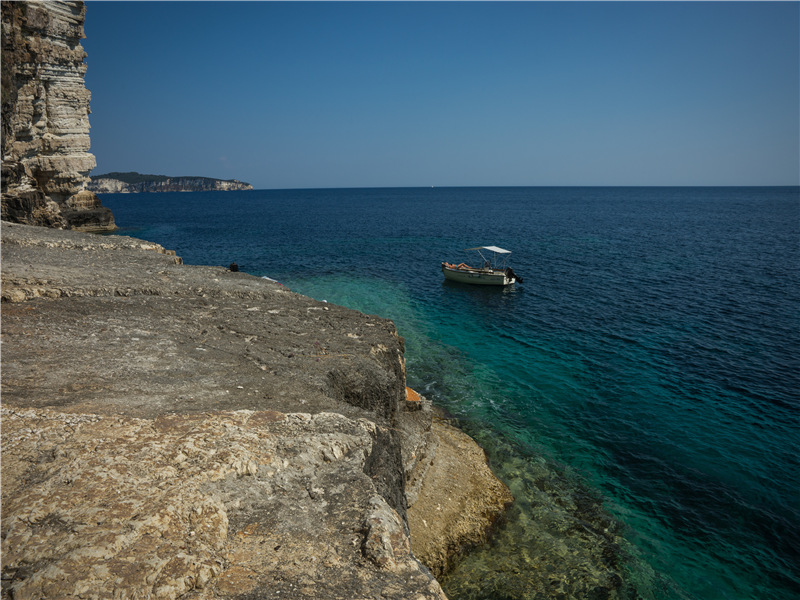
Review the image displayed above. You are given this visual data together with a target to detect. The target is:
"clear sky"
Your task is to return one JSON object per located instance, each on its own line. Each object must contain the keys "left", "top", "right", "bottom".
{"left": 82, "top": 1, "right": 799, "bottom": 189}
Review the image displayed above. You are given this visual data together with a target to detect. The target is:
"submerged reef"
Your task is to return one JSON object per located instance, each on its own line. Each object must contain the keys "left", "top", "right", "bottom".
{"left": 439, "top": 430, "right": 636, "bottom": 600}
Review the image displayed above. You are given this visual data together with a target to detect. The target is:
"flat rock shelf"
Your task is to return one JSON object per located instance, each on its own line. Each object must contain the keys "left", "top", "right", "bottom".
{"left": 0, "top": 221, "right": 512, "bottom": 600}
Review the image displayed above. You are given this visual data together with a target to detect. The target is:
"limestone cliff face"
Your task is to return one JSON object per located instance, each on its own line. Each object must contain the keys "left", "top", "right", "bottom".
{"left": 88, "top": 173, "right": 255, "bottom": 193}
{"left": 1, "top": 0, "right": 114, "bottom": 231}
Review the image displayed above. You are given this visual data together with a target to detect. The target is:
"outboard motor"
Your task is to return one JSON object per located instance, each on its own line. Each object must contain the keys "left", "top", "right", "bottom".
{"left": 506, "top": 267, "right": 523, "bottom": 284}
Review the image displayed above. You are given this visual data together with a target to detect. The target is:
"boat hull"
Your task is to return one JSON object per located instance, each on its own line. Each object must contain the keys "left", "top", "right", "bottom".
{"left": 441, "top": 264, "right": 514, "bottom": 286}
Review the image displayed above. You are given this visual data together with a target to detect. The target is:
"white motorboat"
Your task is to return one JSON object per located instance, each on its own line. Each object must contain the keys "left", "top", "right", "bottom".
{"left": 441, "top": 246, "right": 522, "bottom": 286}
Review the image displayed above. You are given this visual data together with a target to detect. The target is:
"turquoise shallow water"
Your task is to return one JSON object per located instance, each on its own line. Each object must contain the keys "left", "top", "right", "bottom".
{"left": 103, "top": 187, "right": 799, "bottom": 600}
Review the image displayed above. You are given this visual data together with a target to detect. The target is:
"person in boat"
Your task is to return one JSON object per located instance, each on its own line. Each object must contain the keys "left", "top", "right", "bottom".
{"left": 443, "top": 262, "right": 476, "bottom": 271}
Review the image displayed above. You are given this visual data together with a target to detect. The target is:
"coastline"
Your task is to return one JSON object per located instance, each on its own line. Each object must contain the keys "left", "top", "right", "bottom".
{"left": 0, "top": 221, "right": 511, "bottom": 599}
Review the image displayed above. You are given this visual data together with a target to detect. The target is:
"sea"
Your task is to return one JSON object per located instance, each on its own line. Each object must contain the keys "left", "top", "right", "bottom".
{"left": 101, "top": 186, "right": 799, "bottom": 600}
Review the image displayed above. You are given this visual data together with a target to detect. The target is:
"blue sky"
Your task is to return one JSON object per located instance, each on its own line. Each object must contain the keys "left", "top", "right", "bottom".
{"left": 83, "top": 1, "right": 799, "bottom": 189}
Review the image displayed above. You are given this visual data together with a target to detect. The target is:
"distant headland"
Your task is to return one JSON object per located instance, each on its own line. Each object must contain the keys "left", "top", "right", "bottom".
{"left": 88, "top": 171, "right": 254, "bottom": 193}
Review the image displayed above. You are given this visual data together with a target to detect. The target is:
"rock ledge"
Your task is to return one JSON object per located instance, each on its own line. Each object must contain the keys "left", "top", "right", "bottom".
{"left": 0, "top": 221, "right": 512, "bottom": 600}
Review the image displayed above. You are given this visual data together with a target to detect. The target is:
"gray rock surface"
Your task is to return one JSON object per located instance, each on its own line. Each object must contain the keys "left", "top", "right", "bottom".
{"left": 1, "top": 221, "right": 513, "bottom": 599}
{"left": 1, "top": 407, "right": 447, "bottom": 600}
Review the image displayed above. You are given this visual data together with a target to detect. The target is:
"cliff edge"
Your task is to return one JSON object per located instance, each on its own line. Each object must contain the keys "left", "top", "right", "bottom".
{"left": 0, "top": 221, "right": 512, "bottom": 599}
{"left": 1, "top": 1, "right": 114, "bottom": 231}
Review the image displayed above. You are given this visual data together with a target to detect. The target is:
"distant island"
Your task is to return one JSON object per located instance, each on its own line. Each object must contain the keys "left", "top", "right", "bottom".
{"left": 87, "top": 172, "right": 254, "bottom": 193}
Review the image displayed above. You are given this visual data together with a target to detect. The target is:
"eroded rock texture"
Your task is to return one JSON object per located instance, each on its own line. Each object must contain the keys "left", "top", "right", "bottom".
{"left": 407, "top": 418, "right": 514, "bottom": 578}
{"left": 1, "top": 408, "right": 448, "bottom": 600}
{"left": 0, "top": 222, "right": 513, "bottom": 600}
{"left": 1, "top": 1, "right": 114, "bottom": 231}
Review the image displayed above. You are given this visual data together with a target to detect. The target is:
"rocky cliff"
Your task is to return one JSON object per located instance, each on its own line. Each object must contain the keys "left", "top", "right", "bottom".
{"left": 88, "top": 172, "right": 255, "bottom": 193}
{"left": 1, "top": 1, "right": 114, "bottom": 231}
{"left": 0, "top": 222, "right": 513, "bottom": 600}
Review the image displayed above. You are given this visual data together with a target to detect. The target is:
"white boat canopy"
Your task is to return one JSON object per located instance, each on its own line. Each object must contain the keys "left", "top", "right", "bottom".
{"left": 467, "top": 246, "right": 511, "bottom": 254}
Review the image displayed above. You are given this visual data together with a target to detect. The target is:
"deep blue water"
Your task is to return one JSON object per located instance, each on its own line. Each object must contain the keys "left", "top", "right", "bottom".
{"left": 102, "top": 187, "right": 799, "bottom": 600}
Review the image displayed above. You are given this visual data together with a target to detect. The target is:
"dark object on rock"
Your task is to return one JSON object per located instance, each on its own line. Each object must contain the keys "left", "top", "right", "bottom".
{"left": 229, "top": 262, "right": 239, "bottom": 272}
